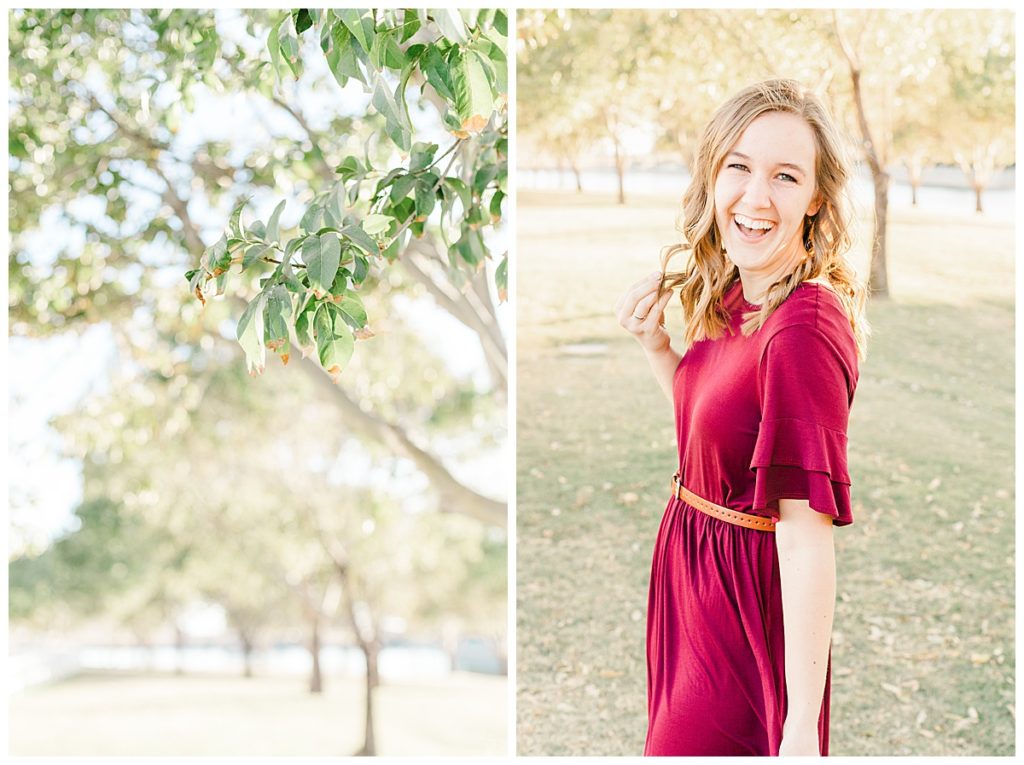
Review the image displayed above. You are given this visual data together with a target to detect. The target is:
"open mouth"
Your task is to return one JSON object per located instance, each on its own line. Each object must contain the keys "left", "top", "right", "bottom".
{"left": 733, "top": 214, "right": 775, "bottom": 242}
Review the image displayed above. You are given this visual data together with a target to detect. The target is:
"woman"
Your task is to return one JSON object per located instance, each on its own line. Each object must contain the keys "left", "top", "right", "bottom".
{"left": 615, "top": 79, "right": 870, "bottom": 756}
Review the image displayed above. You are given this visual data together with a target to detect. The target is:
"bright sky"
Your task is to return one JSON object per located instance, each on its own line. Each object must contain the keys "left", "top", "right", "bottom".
{"left": 7, "top": 10, "right": 508, "bottom": 557}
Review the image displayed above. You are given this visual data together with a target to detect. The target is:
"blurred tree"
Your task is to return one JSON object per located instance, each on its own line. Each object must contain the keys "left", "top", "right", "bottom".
{"left": 9, "top": 8, "right": 506, "bottom": 529}
{"left": 33, "top": 310, "right": 504, "bottom": 754}
{"left": 518, "top": 9, "right": 652, "bottom": 204}
{"left": 933, "top": 11, "right": 1015, "bottom": 214}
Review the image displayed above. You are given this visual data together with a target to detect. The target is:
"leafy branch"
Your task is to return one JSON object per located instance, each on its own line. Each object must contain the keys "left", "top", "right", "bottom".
{"left": 185, "top": 8, "right": 508, "bottom": 382}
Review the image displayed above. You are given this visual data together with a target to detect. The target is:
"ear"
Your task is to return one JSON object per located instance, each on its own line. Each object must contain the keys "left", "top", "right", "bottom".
{"left": 806, "top": 192, "right": 823, "bottom": 217}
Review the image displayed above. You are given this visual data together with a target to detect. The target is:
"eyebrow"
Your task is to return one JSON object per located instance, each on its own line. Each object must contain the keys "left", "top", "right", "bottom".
{"left": 727, "top": 151, "right": 808, "bottom": 176}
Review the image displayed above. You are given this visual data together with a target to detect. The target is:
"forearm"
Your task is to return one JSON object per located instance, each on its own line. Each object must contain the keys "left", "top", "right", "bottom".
{"left": 776, "top": 503, "right": 836, "bottom": 727}
{"left": 643, "top": 342, "right": 682, "bottom": 403}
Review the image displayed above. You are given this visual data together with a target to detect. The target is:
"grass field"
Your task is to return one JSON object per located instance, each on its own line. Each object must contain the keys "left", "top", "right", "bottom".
{"left": 9, "top": 669, "right": 506, "bottom": 756}
{"left": 515, "top": 189, "right": 1014, "bottom": 755}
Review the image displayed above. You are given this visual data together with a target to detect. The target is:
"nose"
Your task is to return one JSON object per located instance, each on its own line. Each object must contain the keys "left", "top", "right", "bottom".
{"left": 739, "top": 173, "right": 771, "bottom": 210}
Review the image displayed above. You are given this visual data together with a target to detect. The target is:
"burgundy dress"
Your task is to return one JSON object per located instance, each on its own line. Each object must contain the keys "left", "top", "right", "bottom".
{"left": 644, "top": 277, "right": 859, "bottom": 757}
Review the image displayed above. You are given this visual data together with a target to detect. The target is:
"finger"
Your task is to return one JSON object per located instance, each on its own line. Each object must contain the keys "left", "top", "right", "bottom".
{"left": 623, "top": 275, "right": 661, "bottom": 314}
{"left": 632, "top": 289, "right": 660, "bottom": 319}
{"left": 640, "top": 286, "right": 675, "bottom": 329}
{"left": 618, "top": 272, "right": 662, "bottom": 326}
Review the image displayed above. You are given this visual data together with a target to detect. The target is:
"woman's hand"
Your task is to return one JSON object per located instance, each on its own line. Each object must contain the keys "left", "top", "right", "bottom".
{"left": 615, "top": 271, "right": 680, "bottom": 403}
{"left": 778, "top": 720, "right": 821, "bottom": 756}
{"left": 615, "top": 271, "right": 674, "bottom": 353}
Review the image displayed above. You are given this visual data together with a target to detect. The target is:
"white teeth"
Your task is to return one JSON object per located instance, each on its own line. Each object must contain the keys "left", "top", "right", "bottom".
{"left": 735, "top": 214, "right": 774, "bottom": 231}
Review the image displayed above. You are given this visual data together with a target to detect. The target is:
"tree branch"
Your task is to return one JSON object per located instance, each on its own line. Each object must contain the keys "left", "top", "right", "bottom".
{"left": 216, "top": 295, "right": 505, "bottom": 528}
{"left": 295, "top": 352, "right": 506, "bottom": 528}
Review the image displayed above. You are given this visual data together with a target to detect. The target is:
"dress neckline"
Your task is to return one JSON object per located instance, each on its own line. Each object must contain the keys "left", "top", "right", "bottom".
{"left": 732, "top": 278, "right": 830, "bottom": 311}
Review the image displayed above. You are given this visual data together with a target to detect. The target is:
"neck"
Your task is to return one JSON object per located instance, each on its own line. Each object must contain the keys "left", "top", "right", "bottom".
{"left": 736, "top": 249, "right": 807, "bottom": 305}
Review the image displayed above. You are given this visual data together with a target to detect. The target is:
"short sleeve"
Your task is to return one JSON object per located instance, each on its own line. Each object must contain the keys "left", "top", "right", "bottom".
{"left": 750, "top": 324, "right": 857, "bottom": 526}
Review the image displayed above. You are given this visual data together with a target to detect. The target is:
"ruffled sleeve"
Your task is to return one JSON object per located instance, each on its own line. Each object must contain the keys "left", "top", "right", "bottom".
{"left": 751, "top": 323, "right": 857, "bottom": 526}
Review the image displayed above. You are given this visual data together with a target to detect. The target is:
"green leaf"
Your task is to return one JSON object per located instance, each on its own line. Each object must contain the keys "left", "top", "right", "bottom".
{"left": 473, "top": 164, "right": 499, "bottom": 195}
{"left": 422, "top": 45, "right": 455, "bottom": 102}
{"left": 228, "top": 195, "right": 250, "bottom": 239}
{"left": 242, "top": 243, "right": 272, "bottom": 270}
{"left": 342, "top": 224, "right": 379, "bottom": 255}
{"left": 246, "top": 220, "right": 267, "bottom": 240}
{"left": 361, "top": 213, "right": 393, "bottom": 237}
{"left": 451, "top": 47, "right": 494, "bottom": 134}
{"left": 285, "top": 234, "right": 309, "bottom": 259}
{"left": 494, "top": 9, "right": 507, "bottom": 37}
{"left": 399, "top": 9, "right": 421, "bottom": 43}
{"left": 267, "top": 15, "right": 284, "bottom": 77}
{"left": 415, "top": 176, "right": 437, "bottom": 220}
{"left": 336, "top": 155, "right": 365, "bottom": 182}
{"left": 489, "top": 189, "right": 505, "bottom": 223}
{"left": 314, "top": 302, "right": 355, "bottom": 380}
{"left": 203, "top": 234, "right": 231, "bottom": 275}
{"left": 323, "top": 183, "right": 345, "bottom": 229}
{"left": 410, "top": 142, "right": 438, "bottom": 172}
{"left": 293, "top": 9, "right": 312, "bottom": 35}
{"left": 389, "top": 173, "right": 416, "bottom": 203}
{"left": 432, "top": 8, "right": 467, "bottom": 44}
{"left": 237, "top": 291, "right": 268, "bottom": 375}
{"left": 495, "top": 253, "right": 508, "bottom": 302}
{"left": 370, "top": 27, "right": 406, "bottom": 70}
{"left": 443, "top": 177, "right": 472, "bottom": 211}
{"left": 328, "top": 267, "right": 349, "bottom": 297}
{"left": 302, "top": 233, "right": 342, "bottom": 295}
{"left": 266, "top": 200, "right": 286, "bottom": 245}
{"left": 371, "top": 71, "right": 412, "bottom": 151}
{"left": 295, "top": 294, "right": 317, "bottom": 351}
{"left": 453, "top": 226, "right": 485, "bottom": 266}
{"left": 352, "top": 254, "right": 369, "bottom": 283}
{"left": 279, "top": 16, "right": 303, "bottom": 79}
{"left": 475, "top": 36, "right": 507, "bottom": 94}
{"left": 326, "top": 22, "right": 365, "bottom": 87}
{"left": 263, "top": 285, "right": 291, "bottom": 352}
{"left": 335, "top": 8, "right": 374, "bottom": 54}
{"left": 300, "top": 202, "right": 323, "bottom": 232}
{"left": 335, "top": 293, "right": 367, "bottom": 329}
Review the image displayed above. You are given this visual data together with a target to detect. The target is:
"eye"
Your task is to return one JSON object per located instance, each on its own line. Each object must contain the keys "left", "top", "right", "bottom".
{"left": 727, "top": 163, "right": 748, "bottom": 172}
{"left": 778, "top": 173, "right": 797, "bottom": 183}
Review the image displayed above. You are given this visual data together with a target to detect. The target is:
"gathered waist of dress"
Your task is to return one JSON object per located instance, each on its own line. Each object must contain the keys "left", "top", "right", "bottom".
{"left": 670, "top": 473, "right": 776, "bottom": 533}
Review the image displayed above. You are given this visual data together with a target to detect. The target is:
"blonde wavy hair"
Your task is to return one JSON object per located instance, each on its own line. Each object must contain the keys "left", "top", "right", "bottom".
{"left": 660, "top": 78, "right": 870, "bottom": 360}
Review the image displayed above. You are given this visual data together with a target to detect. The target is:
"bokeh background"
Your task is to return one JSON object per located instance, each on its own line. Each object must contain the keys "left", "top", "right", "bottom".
{"left": 8, "top": 8, "right": 507, "bottom": 756}
{"left": 516, "top": 8, "right": 1014, "bottom": 756}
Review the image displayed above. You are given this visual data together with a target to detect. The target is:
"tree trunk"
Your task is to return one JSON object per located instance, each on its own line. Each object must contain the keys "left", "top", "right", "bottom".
{"left": 869, "top": 172, "right": 890, "bottom": 297}
{"left": 355, "top": 641, "right": 379, "bottom": 756}
{"left": 309, "top": 617, "right": 323, "bottom": 694}
{"left": 174, "top": 624, "right": 186, "bottom": 676}
{"left": 910, "top": 180, "right": 918, "bottom": 207}
{"left": 571, "top": 159, "right": 582, "bottom": 193}
{"left": 240, "top": 632, "right": 254, "bottom": 678}
{"left": 612, "top": 137, "right": 626, "bottom": 205}
{"left": 974, "top": 182, "right": 984, "bottom": 214}
{"left": 834, "top": 12, "right": 889, "bottom": 298}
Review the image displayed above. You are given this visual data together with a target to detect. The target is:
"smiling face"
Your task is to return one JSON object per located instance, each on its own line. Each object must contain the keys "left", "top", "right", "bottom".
{"left": 713, "top": 111, "right": 822, "bottom": 292}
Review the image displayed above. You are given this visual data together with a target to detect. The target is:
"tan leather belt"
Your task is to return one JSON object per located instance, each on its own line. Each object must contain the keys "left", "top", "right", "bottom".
{"left": 671, "top": 473, "right": 776, "bottom": 532}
